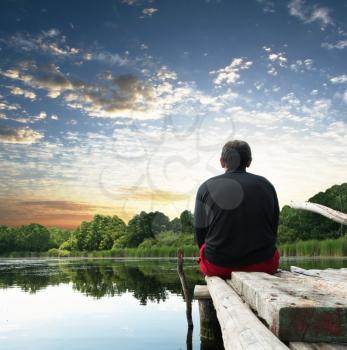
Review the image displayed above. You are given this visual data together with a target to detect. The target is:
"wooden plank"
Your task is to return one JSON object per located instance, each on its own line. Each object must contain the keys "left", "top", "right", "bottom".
{"left": 228, "top": 272, "right": 347, "bottom": 342}
{"left": 290, "top": 343, "right": 347, "bottom": 350}
{"left": 205, "top": 276, "right": 289, "bottom": 350}
{"left": 291, "top": 266, "right": 347, "bottom": 281}
{"left": 194, "top": 285, "right": 211, "bottom": 299}
{"left": 289, "top": 201, "right": 347, "bottom": 225}
{"left": 276, "top": 270, "right": 347, "bottom": 298}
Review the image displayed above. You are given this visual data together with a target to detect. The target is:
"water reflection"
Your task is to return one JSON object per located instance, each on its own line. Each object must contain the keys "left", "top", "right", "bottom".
{"left": 0, "top": 259, "right": 204, "bottom": 304}
{"left": 0, "top": 257, "right": 346, "bottom": 350}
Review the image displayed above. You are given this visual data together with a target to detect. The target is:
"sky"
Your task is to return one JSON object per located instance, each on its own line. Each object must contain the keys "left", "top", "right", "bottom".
{"left": 0, "top": 0, "right": 346, "bottom": 229}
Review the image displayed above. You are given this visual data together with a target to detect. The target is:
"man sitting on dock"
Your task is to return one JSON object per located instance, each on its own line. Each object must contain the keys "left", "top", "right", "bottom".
{"left": 194, "top": 140, "right": 280, "bottom": 279}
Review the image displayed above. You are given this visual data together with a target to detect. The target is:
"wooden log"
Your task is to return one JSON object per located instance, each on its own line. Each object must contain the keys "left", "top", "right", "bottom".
{"left": 228, "top": 272, "right": 347, "bottom": 342}
{"left": 289, "top": 343, "right": 347, "bottom": 350}
{"left": 194, "top": 285, "right": 222, "bottom": 341}
{"left": 177, "top": 249, "right": 193, "bottom": 328}
{"left": 194, "top": 285, "right": 211, "bottom": 299}
{"left": 289, "top": 201, "right": 347, "bottom": 225}
{"left": 206, "top": 276, "right": 289, "bottom": 349}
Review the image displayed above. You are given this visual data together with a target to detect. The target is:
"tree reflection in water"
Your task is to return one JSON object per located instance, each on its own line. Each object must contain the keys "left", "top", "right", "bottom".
{"left": 0, "top": 259, "right": 204, "bottom": 305}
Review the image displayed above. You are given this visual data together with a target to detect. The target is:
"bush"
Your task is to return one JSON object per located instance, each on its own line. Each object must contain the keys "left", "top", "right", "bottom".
{"left": 48, "top": 248, "right": 71, "bottom": 257}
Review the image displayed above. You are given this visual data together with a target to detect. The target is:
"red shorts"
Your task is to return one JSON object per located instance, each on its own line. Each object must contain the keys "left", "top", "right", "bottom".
{"left": 198, "top": 243, "right": 280, "bottom": 279}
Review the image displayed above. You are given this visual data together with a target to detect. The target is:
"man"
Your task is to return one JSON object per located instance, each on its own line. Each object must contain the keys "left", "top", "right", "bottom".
{"left": 194, "top": 140, "right": 279, "bottom": 278}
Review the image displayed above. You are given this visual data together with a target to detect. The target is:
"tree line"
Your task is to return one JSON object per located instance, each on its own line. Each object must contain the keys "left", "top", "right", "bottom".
{"left": 278, "top": 183, "right": 347, "bottom": 244}
{"left": 0, "top": 210, "right": 195, "bottom": 254}
{"left": 0, "top": 183, "right": 345, "bottom": 254}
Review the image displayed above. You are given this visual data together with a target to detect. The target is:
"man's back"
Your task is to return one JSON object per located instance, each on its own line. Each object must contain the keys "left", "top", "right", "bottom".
{"left": 194, "top": 169, "right": 279, "bottom": 267}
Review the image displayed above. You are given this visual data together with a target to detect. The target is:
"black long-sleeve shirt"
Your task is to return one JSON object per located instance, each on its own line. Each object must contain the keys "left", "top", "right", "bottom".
{"left": 194, "top": 169, "right": 279, "bottom": 267}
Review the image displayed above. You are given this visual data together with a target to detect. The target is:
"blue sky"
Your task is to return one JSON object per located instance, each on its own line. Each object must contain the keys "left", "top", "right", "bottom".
{"left": 0, "top": 0, "right": 346, "bottom": 228}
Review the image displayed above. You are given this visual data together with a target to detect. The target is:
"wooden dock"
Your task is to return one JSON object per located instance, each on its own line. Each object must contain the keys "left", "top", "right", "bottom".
{"left": 194, "top": 267, "right": 347, "bottom": 350}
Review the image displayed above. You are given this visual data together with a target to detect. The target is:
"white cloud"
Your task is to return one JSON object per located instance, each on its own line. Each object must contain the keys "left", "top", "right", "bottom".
{"left": 0, "top": 101, "right": 18, "bottom": 110}
{"left": 256, "top": 0, "right": 275, "bottom": 13}
{"left": 87, "top": 52, "right": 128, "bottom": 66}
{"left": 343, "top": 91, "right": 347, "bottom": 103}
{"left": 0, "top": 125, "right": 43, "bottom": 144}
{"left": 302, "top": 99, "right": 331, "bottom": 118}
{"left": 210, "top": 58, "right": 253, "bottom": 86}
{"left": 268, "top": 52, "right": 287, "bottom": 67}
{"left": 288, "top": 0, "right": 334, "bottom": 27}
{"left": 10, "top": 86, "right": 36, "bottom": 100}
{"left": 1, "top": 63, "right": 72, "bottom": 99}
{"left": 267, "top": 66, "right": 278, "bottom": 76}
{"left": 289, "top": 58, "right": 314, "bottom": 72}
{"left": 156, "top": 66, "right": 177, "bottom": 81}
{"left": 322, "top": 40, "right": 347, "bottom": 50}
{"left": 142, "top": 8, "right": 159, "bottom": 17}
{"left": 330, "top": 75, "right": 347, "bottom": 84}
{"left": 2, "top": 30, "right": 80, "bottom": 57}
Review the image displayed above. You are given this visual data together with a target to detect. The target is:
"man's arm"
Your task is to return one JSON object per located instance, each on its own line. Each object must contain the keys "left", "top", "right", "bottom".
{"left": 194, "top": 185, "right": 209, "bottom": 248}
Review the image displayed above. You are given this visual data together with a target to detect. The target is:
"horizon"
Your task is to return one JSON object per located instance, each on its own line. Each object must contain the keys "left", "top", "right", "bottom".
{"left": 0, "top": 0, "right": 346, "bottom": 229}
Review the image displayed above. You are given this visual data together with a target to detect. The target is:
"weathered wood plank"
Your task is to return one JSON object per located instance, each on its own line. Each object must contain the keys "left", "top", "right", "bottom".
{"left": 289, "top": 201, "right": 347, "bottom": 225}
{"left": 206, "top": 276, "right": 289, "bottom": 349}
{"left": 291, "top": 266, "right": 347, "bottom": 281}
{"left": 276, "top": 270, "right": 347, "bottom": 298}
{"left": 228, "top": 272, "right": 347, "bottom": 342}
{"left": 291, "top": 344, "right": 347, "bottom": 350}
{"left": 194, "top": 285, "right": 211, "bottom": 299}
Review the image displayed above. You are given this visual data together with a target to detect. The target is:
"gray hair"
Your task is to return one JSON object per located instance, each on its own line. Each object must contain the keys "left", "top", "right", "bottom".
{"left": 221, "top": 140, "right": 252, "bottom": 170}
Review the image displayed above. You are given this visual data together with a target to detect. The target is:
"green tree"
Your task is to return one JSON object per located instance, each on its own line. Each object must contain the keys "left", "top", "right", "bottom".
{"left": 48, "top": 227, "right": 71, "bottom": 248}
{"left": 180, "top": 210, "right": 194, "bottom": 233}
{"left": 168, "top": 217, "right": 182, "bottom": 233}
{"left": 279, "top": 183, "right": 347, "bottom": 242}
{"left": 74, "top": 215, "right": 126, "bottom": 251}
{"left": 18, "top": 224, "right": 50, "bottom": 251}
{"left": 0, "top": 226, "right": 17, "bottom": 253}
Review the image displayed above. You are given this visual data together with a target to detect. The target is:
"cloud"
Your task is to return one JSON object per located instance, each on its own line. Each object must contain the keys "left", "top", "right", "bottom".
{"left": 122, "top": 0, "right": 139, "bottom": 5}
{"left": 156, "top": 66, "right": 177, "bottom": 81}
{"left": 343, "top": 91, "right": 347, "bottom": 104}
{"left": 289, "top": 58, "right": 314, "bottom": 72}
{"left": 210, "top": 58, "right": 253, "bottom": 86}
{"left": 302, "top": 99, "right": 331, "bottom": 118}
{"left": 2, "top": 61, "right": 228, "bottom": 120}
{"left": 2, "top": 29, "right": 79, "bottom": 57}
{"left": 0, "top": 101, "right": 18, "bottom": 110}
{"left": 9, "top": 86, "right": 36, "bottom": 100}
{"left": 288, "top": 0, "right": 333, "bottom": 27}
{"left": 84, "top": 51, "right": 128, "bottom": 66}
{"left": 18, "top": 200, "right": 110, "bottom": 211}
{"left": 115, "top": 187, "right": 190, "bottom": 202}
{"left": 256, "top": 0, "right": 275, "bottom": 13}
{"left": 0, "top": 197, "right": 135, "bottom": 228}
{"left": 330, "top": 75, "right": 347, "bottom": 84}
{"left": 142, "top": 8, "right": 159, "bottom": 17}
{"left": 267, "top": 66, "right": 277, "bottom": 76}
{"left": 6, "top": 111, "right": 48, "bottom": 124}
{"left": 0, "top": 125, "right": 43, "bottom": 144}
{"left": 322, "top": 40, "right": 347, "bottom": 49}
{"left": 1, "top": 62, "right": 73, "bottom": 98}
{"left": 268, "top": 52, "right": 287, "bottom": 66}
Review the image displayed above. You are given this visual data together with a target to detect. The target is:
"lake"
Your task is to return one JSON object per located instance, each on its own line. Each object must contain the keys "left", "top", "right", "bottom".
{"left": 0, "top": 257, "right": 347, "bottom": 350}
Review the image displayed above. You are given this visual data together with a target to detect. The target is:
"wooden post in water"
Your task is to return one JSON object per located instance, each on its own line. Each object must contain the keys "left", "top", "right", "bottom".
{"left": 194, "top": 285, "right": 223, "bottom": 347}
{"left": 177, "top": 248, "right": 193, "bottom": 350}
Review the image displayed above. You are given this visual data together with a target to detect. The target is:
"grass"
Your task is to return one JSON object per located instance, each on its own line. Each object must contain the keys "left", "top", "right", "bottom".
{"left": 279, "top": 236, "right": 347, "bottom": 257}
{"left": 0, "top": 245, "right": 200, "bottom": 258}
{"left": 2, "top": 238, "right": 347, "bottom": 259}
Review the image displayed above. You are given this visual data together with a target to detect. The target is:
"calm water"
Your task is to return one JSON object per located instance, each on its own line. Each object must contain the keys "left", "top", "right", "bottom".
{"left": 0, "top": 257, "right": 347, "bottom": 350}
